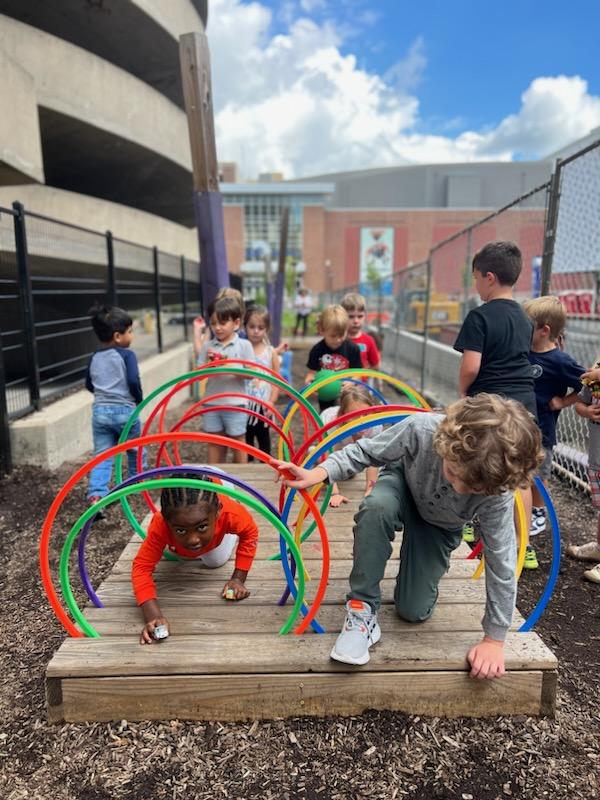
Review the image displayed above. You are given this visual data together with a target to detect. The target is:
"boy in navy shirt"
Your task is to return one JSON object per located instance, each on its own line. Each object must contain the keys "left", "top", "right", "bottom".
{"left": 86, "top": 304, "right": 144, "bottom": 515}
{"left": 524, "top": 295, "right": 584, "bottom": 535}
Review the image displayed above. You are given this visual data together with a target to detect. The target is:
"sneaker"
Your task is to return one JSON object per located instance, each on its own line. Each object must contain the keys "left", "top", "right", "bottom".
{"left": 330, "top": 599, "right": 381, "bottom": 665}
{"left": 462, "top": 523, "right": 475, "bottom": 544}
{"left": 566, "top": 541, "right": 600, "bottom": 562}
{"left": 88, "top": 496, "right": 106, "bottom": 522}
{"left": 529, "top": 507, "right": 546, "bottom": 537}
{"left": 524, "top": 545, "right": 539, "bottom": 570}
{"left": 583, "top": 564, "right": 600, "bottom": 584}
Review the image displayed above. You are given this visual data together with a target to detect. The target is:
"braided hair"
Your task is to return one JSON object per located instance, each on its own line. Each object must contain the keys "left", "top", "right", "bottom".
{"left": 160, "top": 472, "right": 219, "bottom": 519}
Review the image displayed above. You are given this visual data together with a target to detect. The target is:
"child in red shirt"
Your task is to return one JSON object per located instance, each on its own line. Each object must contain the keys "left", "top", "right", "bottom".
{"left": 341, "top": 293, "right": 380, "bottom": 373}
{"left": 132, "top": 473, "right": 258, "bottom": 644}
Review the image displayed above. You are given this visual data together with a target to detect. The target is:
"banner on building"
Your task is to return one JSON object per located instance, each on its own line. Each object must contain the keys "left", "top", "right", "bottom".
{"left": 359, "top": 227, "right": 393, "bottom": 296}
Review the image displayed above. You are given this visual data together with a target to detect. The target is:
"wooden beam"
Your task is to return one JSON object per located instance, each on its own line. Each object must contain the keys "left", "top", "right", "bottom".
{"left": 46, "top": 631, "right": 557, "bottom": 679}
{"left": 50, "top": 670, "right": 549, "bottom": 723}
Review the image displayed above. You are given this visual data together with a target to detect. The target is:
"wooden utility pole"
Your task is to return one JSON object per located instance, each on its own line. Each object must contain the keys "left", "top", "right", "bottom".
{"left": 179, "top": 32, "right": 229, "bottom": 312}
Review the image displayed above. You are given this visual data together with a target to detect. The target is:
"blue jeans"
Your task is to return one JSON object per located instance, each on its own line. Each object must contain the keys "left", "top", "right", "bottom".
{"left": 88, "top": 404, "right": 144, "bottom": 498}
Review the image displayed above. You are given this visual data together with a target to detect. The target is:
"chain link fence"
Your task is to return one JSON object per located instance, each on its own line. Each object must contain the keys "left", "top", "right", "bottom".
{"left": 324, "top": 137, "right": 600, "bottom": 490}
{"left": 549, "top": 140, "right": 600, "bottom": 487}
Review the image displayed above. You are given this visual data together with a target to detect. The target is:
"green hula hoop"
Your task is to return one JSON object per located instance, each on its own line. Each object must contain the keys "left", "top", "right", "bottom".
{"left": 59, "top": 478, "right": 306, "bottom": 637}
{"left": 112, "top": 366, "right": 324, "bottom": 549}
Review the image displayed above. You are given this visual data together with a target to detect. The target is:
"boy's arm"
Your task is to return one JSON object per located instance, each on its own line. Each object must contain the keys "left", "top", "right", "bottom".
{"left": 276, "top": 416, "right": 422, "bottom": 487}
{"left": 459, "top": 350, "right": 482, "bottom": 396}
{"left": 575, "top": 399, "right": 600, "bottom": 422}
{"left": 471, "top": 495, "right": 517, "bottom": 677}
{"left": 549, "top": 391, "right": 580, "bottom": 411}
{"left": 367, "top": 336, "right": 381, "bottom": 368}
{"left": 85, "top": 355, "right": 94, "bottom": 394}
{"left": 305, "top": 370, "right": 316, "bottom": 385}
{"left": 122, "top": 349, "right": 143, "bottom": 404}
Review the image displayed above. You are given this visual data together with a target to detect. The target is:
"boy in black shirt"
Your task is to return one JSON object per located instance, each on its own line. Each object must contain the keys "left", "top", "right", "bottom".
{"left": 306, "top": 305, "right": 362, "bottom": 411}
{"left": 454, "top": 241, "right": 537, "bottom": 567}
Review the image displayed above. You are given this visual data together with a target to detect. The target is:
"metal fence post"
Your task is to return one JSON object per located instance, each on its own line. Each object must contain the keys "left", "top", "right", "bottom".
{"left": 12, "top": 201, "right": 41, "bottom": 411}
{"left": 180, "top": 255, "right": 189, "bottom": 342}
{"left": 541, "top": 159, "right": 562, "bottom": 296}
{"left": 153, "top": 246, "right": 163, "bottom": 353}
{"left": 0, "top": 330, "right": 12, "bottom": 476}
{"left": 106, "top": 230, "right": 117, "bottom": 305}
{"left": 420, "top": 256, "right": 433, "bottom": 395}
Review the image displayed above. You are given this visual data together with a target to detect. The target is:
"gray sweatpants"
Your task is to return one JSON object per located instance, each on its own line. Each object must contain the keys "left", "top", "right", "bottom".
{"left": 348, "top": 467, "right": 463, "bottom": 621}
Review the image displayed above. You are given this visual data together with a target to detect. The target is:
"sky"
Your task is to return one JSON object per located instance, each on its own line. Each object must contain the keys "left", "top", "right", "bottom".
{"left": 207, "top": 0, "right": 600, "bottom": 179}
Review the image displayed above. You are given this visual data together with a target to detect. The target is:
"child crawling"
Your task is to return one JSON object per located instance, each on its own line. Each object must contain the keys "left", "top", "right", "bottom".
{"left": 132, "top": 473, "right": 258, "bottom": 644}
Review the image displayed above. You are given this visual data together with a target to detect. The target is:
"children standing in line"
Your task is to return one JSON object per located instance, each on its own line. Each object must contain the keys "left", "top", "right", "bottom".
{"left": 340, "top": 293, "right": 381, "bottom": 374}
{"left": 319, "top": 383, "right": 382, "bottom": 507}
{"left": 132, "top": 473, "right": 259, "bottom": 643}
{"left": 523, "top": 296, "right": 584, "bottom": 536}
{"left": 86, "top": 304, "right": 144, "bottom": 513}
{"left": 197, "top": 296, "right": 254, "bottom": 464}
{"left": 276, "top": 394, "right": 542, "bottom": 675}
{"left": 569, "top": 366, "right": 600, "bottom": 584}
{"left": 454, "top": 241, "right": 537, "bottom": 568}
{"left": 244, "top": 305, "right": 280, "bottom": 458}
{"left": 306, "top": 305, "right": 362, "bottom": 411}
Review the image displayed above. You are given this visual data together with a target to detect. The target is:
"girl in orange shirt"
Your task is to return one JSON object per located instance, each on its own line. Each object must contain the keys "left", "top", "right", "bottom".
{"left": 132, "top": 473, "right": 259, "bottom": 644}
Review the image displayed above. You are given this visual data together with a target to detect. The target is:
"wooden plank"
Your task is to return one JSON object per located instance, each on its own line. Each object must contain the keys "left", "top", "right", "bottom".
{"left": 107, "top": 557, "right": 478, "bottom": 580}
{"left": 83, "top": 603, "right": 527, "bottom": 636}
{"left": 49, "top": 670, "right": 549, "bottom": 723}
{"left": 95, "top": 577, "right": 487, "bottom": 607}
{"left": 47, "top": 631, "right": 557, "bottom": 678}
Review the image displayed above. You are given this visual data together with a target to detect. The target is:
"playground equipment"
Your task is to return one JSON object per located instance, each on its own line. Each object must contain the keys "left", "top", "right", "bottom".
{"left": 40, "top": 361, "right": 561, "bottom": 641}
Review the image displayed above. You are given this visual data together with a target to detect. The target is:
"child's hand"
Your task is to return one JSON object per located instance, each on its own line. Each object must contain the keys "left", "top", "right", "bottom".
{"left": 579, "top": 403, "right": 600, "bottom": 422}
{"left": 581, "top": 366, "right": 600, "bottom": 385}
{"left": 140, "top": 617, "right": 170, "bottom": 645}
{"left": 270, "top": 460, "right": 328, "bottom": 489}
{"left": 222, "top": 578, "right": 250, "bottom": 601}
{"left": 467, "top": 636, "right": 505, "bottom": 679}
{"left": 329, "top": 493, "right": 349, "bottom": 508}
{"left": 548, "top": 395, "right": 564, "bottom": 411}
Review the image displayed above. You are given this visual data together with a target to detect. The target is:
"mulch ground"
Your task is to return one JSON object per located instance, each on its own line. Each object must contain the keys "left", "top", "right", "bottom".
{"left": 1, "top": 357, "right": 599, "bottom": 799}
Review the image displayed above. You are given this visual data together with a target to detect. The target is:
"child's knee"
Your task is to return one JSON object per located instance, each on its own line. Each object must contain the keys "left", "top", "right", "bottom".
{"left": 355, "top": 491, "right": 398, "bottom": 533}
{"left": 394, "top": 600, "right": 433, "bottom": 624}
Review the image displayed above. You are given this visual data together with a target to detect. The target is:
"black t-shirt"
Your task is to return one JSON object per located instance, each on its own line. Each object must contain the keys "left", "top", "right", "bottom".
{"left": 528, "top": 348, "right": 584, "bottom": 447}
{"left": 307, "top": 338, "right": 362, "bottom": 372}
{"left": 454, "top": 300, "right": 535, "bottom": 412}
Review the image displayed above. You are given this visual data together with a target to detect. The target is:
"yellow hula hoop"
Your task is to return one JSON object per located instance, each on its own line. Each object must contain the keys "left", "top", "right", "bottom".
{"left": 276, "top": 369, "right": 430, "bottom": 461}
{"left": 471, "top": 488, "right": 527, "bottom": 580}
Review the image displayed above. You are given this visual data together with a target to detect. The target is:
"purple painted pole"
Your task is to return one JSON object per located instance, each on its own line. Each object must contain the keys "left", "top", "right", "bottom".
{"left": 272, "top": 206, "right": 289, "bottom": 346}
{"left": 193, "top": 191, "right": 230, "bottom": 312}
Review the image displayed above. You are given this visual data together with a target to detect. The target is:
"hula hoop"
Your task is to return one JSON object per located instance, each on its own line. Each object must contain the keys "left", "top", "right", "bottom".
{"left": 470, "top": 489, "right": 528, "bottom": 580}
{"left": 151, "top": 392, "right": 288, "bottom": 471}
{"left": 113, "top": 366, "right": 324, "bottom": 543}
{"left": 59, "top": 478, "right": 306, "bottom": 638}
{"left": 39, "top": 432, "right": 321, "bottom": 637}
{"left": 277, "top": 368, "right": 429, "bottom": 461}
{"left": 77, "top": 464, "right": 284, "bottom": 609}
{"left": 281, "top": 378, "right": 388, "bottom": 420}
{"left": 518, "top": 476, "right": 561, "bottom": 631}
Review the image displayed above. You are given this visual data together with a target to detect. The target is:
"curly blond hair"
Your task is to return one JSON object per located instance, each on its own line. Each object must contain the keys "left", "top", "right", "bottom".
{"left": 433, "top": 394, "right": 543, "bottom": 495}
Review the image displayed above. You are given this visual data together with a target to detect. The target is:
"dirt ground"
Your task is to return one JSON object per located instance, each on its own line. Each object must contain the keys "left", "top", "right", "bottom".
{"left": 1, "top": 361, "right": 599, "bottom": 799}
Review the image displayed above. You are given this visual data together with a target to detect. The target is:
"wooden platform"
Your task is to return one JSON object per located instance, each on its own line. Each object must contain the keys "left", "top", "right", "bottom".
{"left": 46, "top": 465, "right": 558, "bottom": 722}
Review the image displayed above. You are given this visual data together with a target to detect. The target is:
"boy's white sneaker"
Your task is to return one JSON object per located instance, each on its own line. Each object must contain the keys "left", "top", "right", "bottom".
{"left": 583, "top": 563, "right": 600, "bottom": 584}
{"left": 330, "top": 599, "right": 381, "bottom": 665}
{"left": 566, "top": 541, "right": 600, "bottom": 562}
{"left": 529, "top": 507, "right": 546, "bottom": 537}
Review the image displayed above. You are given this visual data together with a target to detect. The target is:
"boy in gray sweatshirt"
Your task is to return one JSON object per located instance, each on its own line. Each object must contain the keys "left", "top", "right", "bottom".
{"left": 276, "top": 393, "right": 542, "bottom": 679}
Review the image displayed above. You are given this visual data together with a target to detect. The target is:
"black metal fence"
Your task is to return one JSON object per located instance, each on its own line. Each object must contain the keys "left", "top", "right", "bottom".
{"left": 0, "top": 202, "right": 202, "bottom": 475}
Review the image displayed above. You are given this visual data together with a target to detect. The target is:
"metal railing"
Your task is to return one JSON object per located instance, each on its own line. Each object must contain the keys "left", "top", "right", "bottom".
{"left": 0, "top": 202, "right": 202, "bottom": 475}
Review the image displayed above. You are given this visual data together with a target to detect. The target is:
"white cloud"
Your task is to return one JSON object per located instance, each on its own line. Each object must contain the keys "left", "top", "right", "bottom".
{"left": 299, "top": 0, "right": 327, "bottom": 12}
{"left": 207, "top": 0, "right": 600, "bottom": 178}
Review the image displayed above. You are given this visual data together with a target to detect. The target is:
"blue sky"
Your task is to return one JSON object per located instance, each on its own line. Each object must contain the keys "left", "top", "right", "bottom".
{"left": 209, "top": 0, "right": 600, "bottom": 176}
